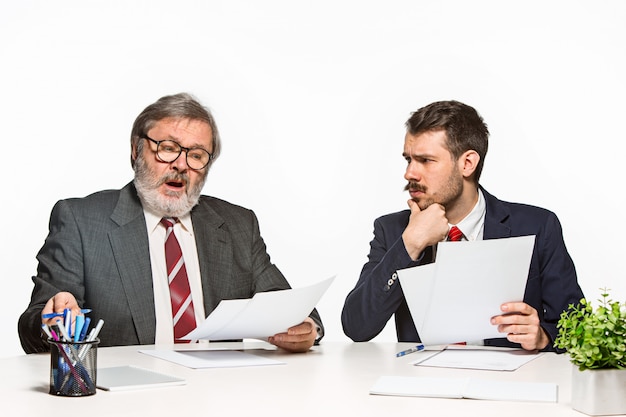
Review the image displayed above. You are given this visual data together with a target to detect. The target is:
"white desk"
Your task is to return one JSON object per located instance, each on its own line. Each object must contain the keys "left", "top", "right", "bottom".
{"left": 4, "top": 342, "right": 581, "bottom": 416}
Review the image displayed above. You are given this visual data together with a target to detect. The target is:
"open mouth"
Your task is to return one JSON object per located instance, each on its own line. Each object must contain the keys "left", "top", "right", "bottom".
{"left": 165, "top": 180, "right": 185, "bottom": 190}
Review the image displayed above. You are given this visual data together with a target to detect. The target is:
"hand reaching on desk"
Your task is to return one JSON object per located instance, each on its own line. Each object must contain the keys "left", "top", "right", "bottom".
{"left": 41, "top": 291, "right": 81, "bottom": 326}
{"left": 491, "top": 302, "right": 550, "bottom": 351}
{"left": 268, "top": 317, "right": 317, "bottom": 353}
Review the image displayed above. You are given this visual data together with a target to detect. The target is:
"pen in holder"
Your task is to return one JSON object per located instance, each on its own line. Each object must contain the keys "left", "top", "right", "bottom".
{"left": 49, "top": 338, "right": 99, "bottom": 396}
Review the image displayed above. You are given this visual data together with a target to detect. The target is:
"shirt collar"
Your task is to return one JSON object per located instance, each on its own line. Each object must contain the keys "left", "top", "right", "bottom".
{"left": 144, "top": 209, "right": 193, "bottom": 234}
{"left": 450, "top": 189, "right": 486, "bottom": 241}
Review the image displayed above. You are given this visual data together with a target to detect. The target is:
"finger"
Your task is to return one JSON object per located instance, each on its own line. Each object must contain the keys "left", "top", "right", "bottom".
{"left": 269, "top": 333, "right": 315, "bottom": 353}
{"left": 42, "top": 297, "right": 55, "bottom": 315}
{"left": 492, "top": 312, "right": 521, "bottom": 324}
{"left": 287, "top": 320, "right": 315, "bottom": 336}
{"left": 500, "top": 302, "right": 534, "bottom": 314}
{"left": 273, "top": 332, "right": 310, "bottom": 343}
{"left": 497, "top": 323, "right": 534, "bottom": 334}
{"left": 506, "top": 332, "right": 533, "bottom": 345}
{"left": 407, "top": 199, "right": 421, "bottom": 213}
{"left": 270, "top": 339, "right": 311, "bottom": 353}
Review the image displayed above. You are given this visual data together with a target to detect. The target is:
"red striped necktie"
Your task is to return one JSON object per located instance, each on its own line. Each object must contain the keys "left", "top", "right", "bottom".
{"left": 160, "top": 218, "right": 196, "bottom": 343}
{"left": 448, "top": 226, "right": 463, "bottom": 242}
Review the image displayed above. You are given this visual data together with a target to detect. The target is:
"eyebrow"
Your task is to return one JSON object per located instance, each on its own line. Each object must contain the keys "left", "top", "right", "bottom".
{"left": 402, "top": 151, "right": 437, "bottom": 159}
{"left": 165, "top": 135, "right": 211, "bottom": 152}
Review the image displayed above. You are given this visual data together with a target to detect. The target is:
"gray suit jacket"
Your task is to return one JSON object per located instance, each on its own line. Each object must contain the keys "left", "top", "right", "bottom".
{"left": 19, "top": 182, "right": 323, "bottom": 353}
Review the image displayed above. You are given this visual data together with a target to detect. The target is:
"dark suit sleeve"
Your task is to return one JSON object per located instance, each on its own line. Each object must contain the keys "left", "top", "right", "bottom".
{"left": 527, "top": 212, "right": 583, "bottom": 351}
{"left": 18, "top": 200, "right": 87, "bottom": 353}
{"left": 341, "top": 217, "right": 423, "bottom": 341}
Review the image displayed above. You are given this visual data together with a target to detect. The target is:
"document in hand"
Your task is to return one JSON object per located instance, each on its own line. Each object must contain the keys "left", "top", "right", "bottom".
{"left": 181, "top": 276, "right": 334, "bottom": 341}
{"left": 397, "top": 235, "right": 535, "bottom": 346}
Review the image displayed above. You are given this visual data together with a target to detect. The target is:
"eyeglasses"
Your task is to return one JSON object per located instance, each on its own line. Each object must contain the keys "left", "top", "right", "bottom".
{"left": 141, "top": 135, "right": 214, "bottom": 170}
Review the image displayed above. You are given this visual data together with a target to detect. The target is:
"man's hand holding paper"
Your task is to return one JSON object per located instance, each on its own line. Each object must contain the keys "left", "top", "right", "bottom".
{"left": 491, "top": 302, "right": 549, "bottom": 351}
{"left": 397, "top": 236, "right": 536, "bottom": 347}
{"left": 268, "top": 317, "right": 318, "bottom": 353}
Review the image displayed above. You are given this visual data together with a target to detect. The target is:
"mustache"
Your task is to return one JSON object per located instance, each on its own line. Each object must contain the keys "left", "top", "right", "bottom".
{"left": 404, "top": 180, "right": 426, "bottom": 193}
{"left": 159, "top": 172, "right": 189, "bottom": 186}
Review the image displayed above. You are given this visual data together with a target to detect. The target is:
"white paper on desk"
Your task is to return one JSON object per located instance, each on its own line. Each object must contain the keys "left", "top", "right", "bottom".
{"left": 181, "top": 276, "right": 334, "bottom": 341}
{"left": 370, "top": 376, "right": 557, "bottom": 402}
{"left": 97, "top": 366, "right": 186, "bottom": 391}
{"left": 413, "top": 348, "right": 543, "bottom": 371}
{"left": 397, "top": 236, "right": 535, "bottom": 346}
{"left": 139, "top": 349, "right": 285, "bottom": 369}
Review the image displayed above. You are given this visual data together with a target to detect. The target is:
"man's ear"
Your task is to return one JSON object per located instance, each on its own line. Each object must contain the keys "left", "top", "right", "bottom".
{"left": 460, "top": 150, "right": 480, "bottom": 179}
{"left": 130, "top": 144, "right": 138, "bottom": 167}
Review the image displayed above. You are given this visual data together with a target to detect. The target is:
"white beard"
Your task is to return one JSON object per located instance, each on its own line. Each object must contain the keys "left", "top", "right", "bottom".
{"left": 133, "top": 155, "right": 206, "bottom": 218}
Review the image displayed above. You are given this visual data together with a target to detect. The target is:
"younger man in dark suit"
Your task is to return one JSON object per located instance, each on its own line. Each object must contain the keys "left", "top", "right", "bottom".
{"left": 341, "top": 100, "right": 583, "bottom": 351}
{"left": 19, "top": 93, "right": 322, "bottom": 353}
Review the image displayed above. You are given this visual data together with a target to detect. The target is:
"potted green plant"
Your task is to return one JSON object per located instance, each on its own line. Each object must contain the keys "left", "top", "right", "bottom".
{"left": 554, "top": 289, "right": 626, "bottom": 416}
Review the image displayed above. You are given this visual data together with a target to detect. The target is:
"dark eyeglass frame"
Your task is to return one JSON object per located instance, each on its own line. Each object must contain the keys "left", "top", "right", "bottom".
{"left": 141, "top": 134, "right": 214, "bottom": 170}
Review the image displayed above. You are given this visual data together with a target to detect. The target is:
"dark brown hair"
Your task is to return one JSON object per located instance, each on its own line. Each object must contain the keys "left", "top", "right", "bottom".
{"left": 405, "top": 100, "right": 489, "bottom": 182}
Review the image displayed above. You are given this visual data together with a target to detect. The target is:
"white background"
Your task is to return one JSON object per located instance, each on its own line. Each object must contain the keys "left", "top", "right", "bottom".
{"left": 1, "top": 0, "right": 624, "bottom": 358}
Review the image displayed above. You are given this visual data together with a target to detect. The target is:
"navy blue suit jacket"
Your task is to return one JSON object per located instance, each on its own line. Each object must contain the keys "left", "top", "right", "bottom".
{"left": 341, "top": 188, "right": 584, "bottom": 351}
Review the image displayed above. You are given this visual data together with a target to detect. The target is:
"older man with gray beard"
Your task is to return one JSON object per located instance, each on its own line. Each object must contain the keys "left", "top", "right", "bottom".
{"left": 19, "top": 93, "right": 323, "bottom": 353}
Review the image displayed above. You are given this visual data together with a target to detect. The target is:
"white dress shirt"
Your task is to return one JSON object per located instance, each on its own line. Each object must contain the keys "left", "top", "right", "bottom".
{"left": 448, "top": 188, "right": 487, "bottom": 242}
{"left": 144, "top": 210, "right": 207, "bottom": 344}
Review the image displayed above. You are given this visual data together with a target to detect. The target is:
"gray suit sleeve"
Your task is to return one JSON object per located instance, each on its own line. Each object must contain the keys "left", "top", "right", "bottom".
{"left": 18, "top": 200, "right": 86, "bottom": 353}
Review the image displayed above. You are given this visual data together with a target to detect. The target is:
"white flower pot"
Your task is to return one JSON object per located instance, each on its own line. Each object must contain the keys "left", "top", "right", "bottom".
{"left": 571, "top": 365, "right": 626, "bottom": 416}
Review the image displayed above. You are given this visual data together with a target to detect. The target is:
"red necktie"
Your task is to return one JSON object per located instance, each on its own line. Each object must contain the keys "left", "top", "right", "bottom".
{"left": 447, "top": 225, "right": 465, "bottom": 345}
{"left": 161, "top": 218, "right": 196, "bottom": 343}
{"left": 448, "top": 226, "right": 463, "bottom": 242}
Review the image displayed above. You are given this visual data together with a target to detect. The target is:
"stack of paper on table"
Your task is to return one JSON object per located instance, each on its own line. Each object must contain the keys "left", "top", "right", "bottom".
{"left": 397, "top": 236, "right": 535, "bottom": 346}
{"left": 370, "top": 376, "right": 557, "bottom": 402}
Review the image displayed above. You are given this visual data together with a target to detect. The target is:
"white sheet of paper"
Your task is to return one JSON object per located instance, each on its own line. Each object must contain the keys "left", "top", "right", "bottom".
{"left": 370, "top": 375, "right": 557, "bottom": 402}
{"left": 139, "top": 349, "right": 285, "bottom": 369}
{"left": 97, "top": 365, "right": 186, "bottom": 391}
{"left": 397, "top": 236, "right": 535, "bottom": 346}
{"left": 181, "top": 276, "right": 334, "bottom": 341}
{"left": 412, "top": 349, "right": 543, "bottom": 371}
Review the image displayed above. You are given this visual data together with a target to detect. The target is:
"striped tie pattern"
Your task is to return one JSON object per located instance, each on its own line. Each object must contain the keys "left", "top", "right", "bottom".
{"left": 448, "top": 226, "right": 463, "bottom": 242}
{"left": 160, "top": 218, "right": 196, "bottom": 343}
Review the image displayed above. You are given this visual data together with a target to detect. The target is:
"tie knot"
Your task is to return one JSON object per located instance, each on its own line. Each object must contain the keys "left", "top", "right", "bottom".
{"left": 448, "top": 226, "right": 463, "bottom": 242}
{"left": 160, "top": 217, "right": 177, "bottom": 229}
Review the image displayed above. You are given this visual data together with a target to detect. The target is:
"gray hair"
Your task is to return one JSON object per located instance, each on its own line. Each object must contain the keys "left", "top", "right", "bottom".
{"left": 130, "top": 92, "right": 221, "bottom": 168}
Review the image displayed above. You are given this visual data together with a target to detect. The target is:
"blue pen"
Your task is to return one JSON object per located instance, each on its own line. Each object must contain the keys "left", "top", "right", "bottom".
{"left": 74, "top": 315, "right": 85, "bottom": 342}
{"left": 63, "top": 309, "right": 71, "bottom": 339}
{"left": 79, "top": 317, "right": 91, "bottom": 341}
{"left": 43, "top": 309, "right": 92, "bottom": 319}
{"left": 396, "top": 344, "right": 425, "bottom": 357}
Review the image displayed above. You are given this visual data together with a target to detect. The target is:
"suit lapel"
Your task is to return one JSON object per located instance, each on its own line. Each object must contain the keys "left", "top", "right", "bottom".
{"left": 482, "top": 187, "right": 512, "bottom": 240}
{"left": 190, "top": 199, "right": 233, "bottom": 315}
{"left": 108, "top": 183, "right": 156, "bottom": 344}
